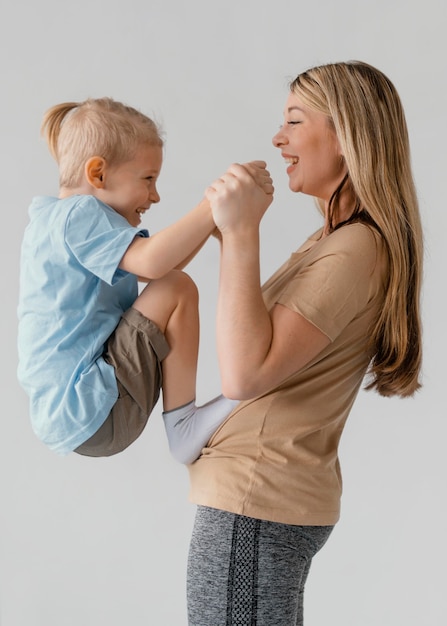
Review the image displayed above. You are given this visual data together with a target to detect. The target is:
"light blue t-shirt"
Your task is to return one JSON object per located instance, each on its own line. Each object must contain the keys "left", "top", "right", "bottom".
{"left": 17, "top": 195, "right": 149, "bottom": 455}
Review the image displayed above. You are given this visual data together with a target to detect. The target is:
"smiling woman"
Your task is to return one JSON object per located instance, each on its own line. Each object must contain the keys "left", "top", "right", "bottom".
{"left": 185, "top": 60, "right": 423, "bottom": 626}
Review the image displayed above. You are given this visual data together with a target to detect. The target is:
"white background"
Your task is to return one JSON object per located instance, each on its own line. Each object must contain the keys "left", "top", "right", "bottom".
{"left": 1, "top": 0, "right": 445, "bottom": 624}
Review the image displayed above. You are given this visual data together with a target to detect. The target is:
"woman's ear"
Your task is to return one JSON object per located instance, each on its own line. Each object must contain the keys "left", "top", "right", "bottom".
{"left": 85, "top": 156, "right": 106, "bottom": 188}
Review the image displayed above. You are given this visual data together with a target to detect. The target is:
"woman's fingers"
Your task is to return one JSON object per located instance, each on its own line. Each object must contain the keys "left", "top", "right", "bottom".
{"left": 240, "top": 161, "right": 274, "bottom": 195}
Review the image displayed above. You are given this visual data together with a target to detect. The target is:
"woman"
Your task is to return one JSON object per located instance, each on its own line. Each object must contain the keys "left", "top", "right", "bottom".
{"left": 186, "top": 61, "right": 423, "bottom": 625}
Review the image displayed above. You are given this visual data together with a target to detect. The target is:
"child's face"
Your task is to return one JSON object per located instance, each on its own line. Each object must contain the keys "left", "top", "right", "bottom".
{"left": 101, "top": 143, "right": 163, "bottom": 227}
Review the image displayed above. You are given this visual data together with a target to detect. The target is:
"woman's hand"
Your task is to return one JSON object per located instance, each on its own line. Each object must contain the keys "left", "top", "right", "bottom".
{"left": 205, "top": 161, "right": 274, "bottom": 235}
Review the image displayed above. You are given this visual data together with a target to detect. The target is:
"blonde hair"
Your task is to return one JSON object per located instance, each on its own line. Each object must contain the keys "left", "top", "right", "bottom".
{"left": 290, "top": 61, "right": 423, "bottom": 397}
{"left": 41, "top": 97, "right": 163, "bottom": 188}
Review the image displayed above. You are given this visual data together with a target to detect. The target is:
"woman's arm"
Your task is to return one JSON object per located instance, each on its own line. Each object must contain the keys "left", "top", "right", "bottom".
{"left": 208, "top": 164, "right": 330, "bottom": 400}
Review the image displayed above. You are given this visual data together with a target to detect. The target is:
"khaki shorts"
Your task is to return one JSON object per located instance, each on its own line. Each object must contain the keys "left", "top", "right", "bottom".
{"left": 75, "top": 307, "right": 170, "bottom": 457}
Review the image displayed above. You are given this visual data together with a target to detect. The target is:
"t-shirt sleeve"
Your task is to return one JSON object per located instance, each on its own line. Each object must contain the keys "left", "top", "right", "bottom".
{"left": 64, "top": 196, "right": 148, "bottom": 285}
{"left": 277, "top": 225, "right": 380, "bottom": 341}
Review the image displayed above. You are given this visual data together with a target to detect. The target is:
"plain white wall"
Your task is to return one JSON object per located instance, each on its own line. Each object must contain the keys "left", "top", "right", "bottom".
{"left": 1, "top": 0, "right": 445, "bottom": 624}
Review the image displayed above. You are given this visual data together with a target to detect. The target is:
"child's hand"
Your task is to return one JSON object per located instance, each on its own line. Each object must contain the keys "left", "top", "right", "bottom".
{"left": 205, "top": 162, "right": 274, "bottom": 235}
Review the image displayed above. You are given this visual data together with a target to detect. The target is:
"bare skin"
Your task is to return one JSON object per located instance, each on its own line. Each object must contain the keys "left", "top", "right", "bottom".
{"left": 61, "top": 146, "right": 273, "bottom": 410}
{"left": 206, "top": 97, "right": 354, "bottom": 400}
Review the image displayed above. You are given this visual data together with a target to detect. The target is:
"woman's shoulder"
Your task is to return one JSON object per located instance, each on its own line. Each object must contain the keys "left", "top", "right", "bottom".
{"left": 303, "top": 223, "right": 387, "bottom": 282}
{"left": 320, "top": 222, "right": 383, "bottom": 257}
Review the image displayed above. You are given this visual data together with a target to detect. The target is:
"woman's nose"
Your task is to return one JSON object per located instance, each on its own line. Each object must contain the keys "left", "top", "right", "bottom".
{"left": 272, "top": 128, "right": 286, "bottom": 148}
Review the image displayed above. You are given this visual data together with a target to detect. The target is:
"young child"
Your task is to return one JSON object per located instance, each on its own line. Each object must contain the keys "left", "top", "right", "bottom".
{"left": 17, "top": 97, "right": 271, "bottom": 461}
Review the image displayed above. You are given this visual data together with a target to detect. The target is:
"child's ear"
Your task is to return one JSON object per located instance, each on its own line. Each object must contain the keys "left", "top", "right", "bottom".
{"left": 85, "top": 156, "right": 106, "bottom": 188}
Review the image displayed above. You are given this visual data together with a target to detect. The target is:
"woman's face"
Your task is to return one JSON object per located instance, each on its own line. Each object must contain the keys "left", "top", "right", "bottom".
{"left": 272, "top": 92, "right": 346, "bottom": 203}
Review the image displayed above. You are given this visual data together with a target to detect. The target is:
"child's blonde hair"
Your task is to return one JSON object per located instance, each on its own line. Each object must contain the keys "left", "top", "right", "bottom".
{"left": 41, "top": 97, "right": 164, "bottom": 188}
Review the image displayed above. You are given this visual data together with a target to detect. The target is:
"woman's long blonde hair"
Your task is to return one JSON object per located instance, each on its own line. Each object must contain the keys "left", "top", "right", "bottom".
{"left": 41, "top": 97, "right": 163, "bottom": 188}
{"left": 290, "top": 61, "right": 423, "bottom": 397}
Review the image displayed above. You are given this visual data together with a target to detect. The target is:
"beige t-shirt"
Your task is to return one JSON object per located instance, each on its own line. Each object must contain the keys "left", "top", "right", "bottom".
{"left": 189, "top": 223, "right": 388, "bottom": 525}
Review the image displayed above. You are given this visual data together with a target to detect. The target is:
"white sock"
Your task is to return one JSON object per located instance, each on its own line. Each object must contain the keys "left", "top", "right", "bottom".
{"left": 162, "top": 395, "right": 240, "bottom": 464}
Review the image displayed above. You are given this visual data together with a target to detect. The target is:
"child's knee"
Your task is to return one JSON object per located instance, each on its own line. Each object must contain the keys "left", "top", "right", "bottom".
{"left": 135, "top": 270, "right": 198, "bottom": 325}
{"left": 173, "top": 270, "right": 199, "bottom": 304}
{"left": 155, "top": 269, "right": 198, "bottom": 307}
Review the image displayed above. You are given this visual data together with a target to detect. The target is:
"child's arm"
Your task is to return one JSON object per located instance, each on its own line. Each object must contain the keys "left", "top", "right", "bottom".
{"left": 120, "top": 161, "right": 272, "bottom": 280}
{"left": 175, "top": 225, "right": 223, "bottom": 270}
{"left": 175, "top": 238, "right": 208, "bottom": 270}
{"left": 119, "top": 197, "right": 214, "bottom": 280}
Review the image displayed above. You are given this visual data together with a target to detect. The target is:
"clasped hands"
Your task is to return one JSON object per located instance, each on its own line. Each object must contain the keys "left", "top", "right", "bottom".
{"left": 206, "top": 161, "right": 274, "bottom": 236}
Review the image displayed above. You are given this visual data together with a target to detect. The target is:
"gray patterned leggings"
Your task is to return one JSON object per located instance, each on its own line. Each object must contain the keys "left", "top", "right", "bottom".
{"left": 187, "top": 506, "right": 334, "bottom": 626}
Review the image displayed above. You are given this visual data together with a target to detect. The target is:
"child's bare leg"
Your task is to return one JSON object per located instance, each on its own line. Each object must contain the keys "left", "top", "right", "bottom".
{"left": 132, "top": 269, "right": 199, "bottom": 411}
{"left": 132, "top": 269, "right": 239, "bottom": 464}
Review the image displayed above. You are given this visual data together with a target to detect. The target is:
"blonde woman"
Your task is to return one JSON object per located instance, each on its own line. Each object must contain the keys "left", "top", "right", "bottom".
{"left": 186, "top": 61, "right": 423, "bottom": 625}
{"left": 17, "top": 97, "right": 272, "bottom": 458}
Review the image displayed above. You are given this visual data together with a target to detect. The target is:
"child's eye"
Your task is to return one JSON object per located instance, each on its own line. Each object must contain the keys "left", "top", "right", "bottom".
{"left": 288, "top": 120, "right": 302, "bottom": 125}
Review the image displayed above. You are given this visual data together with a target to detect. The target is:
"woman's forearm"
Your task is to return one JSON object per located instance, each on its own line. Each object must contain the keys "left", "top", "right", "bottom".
{"left": 216, "top": 229, "right": 273, "bottom": 399}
